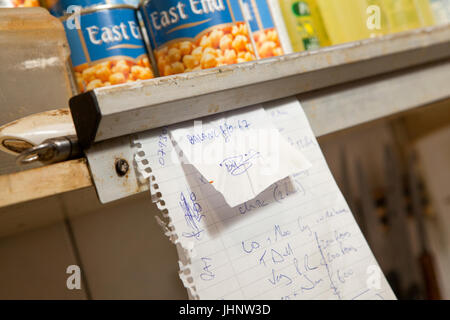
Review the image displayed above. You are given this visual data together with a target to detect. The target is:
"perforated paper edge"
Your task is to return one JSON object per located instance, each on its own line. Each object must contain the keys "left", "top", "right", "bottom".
{"left": 132, "top": 136, "right": 200, "bottom": 300}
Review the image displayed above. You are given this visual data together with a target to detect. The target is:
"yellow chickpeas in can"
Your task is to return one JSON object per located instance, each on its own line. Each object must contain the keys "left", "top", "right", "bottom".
{"left": 140, "top": 0, "right": 257, "bottom": 76}
{"left": 0, "top": 0, "right": 40, "bottom": 7}
{"left": 62, "top": 5, "right": 155, "bottom": 93}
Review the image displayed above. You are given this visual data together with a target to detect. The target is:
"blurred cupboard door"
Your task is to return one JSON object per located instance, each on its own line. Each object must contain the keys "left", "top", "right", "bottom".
{"left": 415, "top": 125, "right": 450, "bottom": 299}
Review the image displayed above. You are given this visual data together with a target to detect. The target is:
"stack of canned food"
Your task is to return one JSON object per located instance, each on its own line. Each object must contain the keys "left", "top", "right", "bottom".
{"left": 43, "top": 0, "right": 288, "bottom": 93}
{"left": 3, "top": 0, "right": 449, "bottom": 93}
{"left": 0, "top": 0, "right": 39, "bottom": 7}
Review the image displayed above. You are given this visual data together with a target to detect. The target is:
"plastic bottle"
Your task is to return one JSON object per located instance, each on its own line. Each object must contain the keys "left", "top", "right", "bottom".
{"left": 382, "top": 0, "right": 422, "bottom": 33}
{"left": 302, "top": 0, "right": 331, "bottom": 47}
{"left": 414, "top": 0, "right": 436, "bottom": 26}
{"left": 315, "top": 0, "right": 370, "bottom": 45}
{"left": 277, "top": 0, "right": 329, "bottom": 51}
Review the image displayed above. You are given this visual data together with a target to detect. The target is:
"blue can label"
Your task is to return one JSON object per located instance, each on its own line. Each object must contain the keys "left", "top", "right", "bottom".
{"left": 63, "top": 6, "right": 155, "bottom": 92}
{"left": 140, "top": 0, "right": 256, "bottom": 76}
{"left": 49, "top": 0, "right": 140, "bottom": 17}
{"left": 241, "top": 0, "right": 283, "bottom": 58}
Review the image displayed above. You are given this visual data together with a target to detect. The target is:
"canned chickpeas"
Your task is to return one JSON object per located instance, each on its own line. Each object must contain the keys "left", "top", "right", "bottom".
{"left": 139, "top": 0, "right": 257, "bottom": 77}
{"left": 240, "top": 0, "right": 285, "bottom": 59}
{"left": 45, "top": 0, "right": 140, "bottom": 17}
{"left": 61, "top": 4, "right": 155, "bottom": 93}
{"left": 0, "top": 0, "right": 39, "bottom": 7}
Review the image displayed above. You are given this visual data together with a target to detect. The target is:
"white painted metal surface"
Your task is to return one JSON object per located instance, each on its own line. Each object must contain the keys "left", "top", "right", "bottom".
{"left": 85, "top": 135, "right": 148, "bottom": 204}
{"left": 74, "top": 24, "right": 450, "bottom": 146}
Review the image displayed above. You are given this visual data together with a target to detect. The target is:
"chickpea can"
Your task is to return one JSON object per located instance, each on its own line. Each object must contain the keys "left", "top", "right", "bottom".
{"left": 139, "top": 0, "right": 257, "bottom": 76}
{"left": 46, "top": 0, "right": 140, "bottom": 17}
{"left": 0, "top": 0, "right": 39, "bottom": 7}
{"left": 62, "top": 5, "right": 155, "bottom": 93}
{"left": 240, "top": 0, "right": 285, "bottom": 59}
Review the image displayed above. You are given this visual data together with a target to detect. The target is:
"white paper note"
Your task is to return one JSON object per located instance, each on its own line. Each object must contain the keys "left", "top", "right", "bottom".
{"left": 135, "top": 97, "right": 396, "bottom": 300}
{"left": 170, "top": 106, "right": 311, "bottom": 207}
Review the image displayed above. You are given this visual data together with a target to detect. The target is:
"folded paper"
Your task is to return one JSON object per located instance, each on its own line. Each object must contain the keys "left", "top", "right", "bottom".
{"left": 170, "top": 106, "right": 312, "bottom": 207}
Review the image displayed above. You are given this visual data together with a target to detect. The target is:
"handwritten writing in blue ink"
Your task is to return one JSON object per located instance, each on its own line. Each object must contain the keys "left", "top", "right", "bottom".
{"left": 238, "top": 198, "right": 267, "bottom": 215}
{"left": 287, "top": 135, "right": 317, "bottom": 150}
{"left": 272, "top": 181, "right": 296, "bottom": 203}
{"left": 270, "top": 109, "right": 288, "bottom": 118}
{"left": 268, "top": 269, "right": 292, "bottom": 287}
{"left": 180, "top": 191, "right": 205, "bottom": 240}
{"left": 297, "top": 216, "right": 312, "bottom": 237}
{"left": 300, "top": 275, "right": 324, "bottom": 292}
{"left": 186, "top": 119, "right": 251, "bottom": 145}
{"left": 316, "top": 207, "right": 349, "bottom": 223}
{"left": 337, "top": 268, "right": 354, "bottom": 284}
{"left": 242, "top": 240, "right": 260, "bottom": 254}
{"left": 236, "top": 203, "right": 363, "bottom": 299}
{"left": 274, "top": 225, "right": 290, "bottom": 241}
{"left": 315, "top": 232, "right": 341, "bottom": 299}
{"left": 219, "top": 150, "right": 261, "bottom": 176}
{"left": 157, "top": 127, "right": 169, "bottom": 167}
{"left": 335, "top": 230, "right": 358, "bottom": 256}
{"left": 304, "top": 254, "right": 318, "bottom": 272}
{"left": 200, "top": 257, "right": 215, "bottom": 281}
{"left": 271, "top": 243, "right": 294, "bottom": 264}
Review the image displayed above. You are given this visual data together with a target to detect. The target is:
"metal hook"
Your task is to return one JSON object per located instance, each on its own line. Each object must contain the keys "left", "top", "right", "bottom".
{"left": 16, "top": 142, "right": 55, "bottom": 165}
{"left": 15, "top": 136, "right": 81, "bottom": 166}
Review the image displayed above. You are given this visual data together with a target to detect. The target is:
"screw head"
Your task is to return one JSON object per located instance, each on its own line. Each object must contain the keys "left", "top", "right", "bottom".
{"left": 115, "top": 158, "right": 129, "bottom": 177}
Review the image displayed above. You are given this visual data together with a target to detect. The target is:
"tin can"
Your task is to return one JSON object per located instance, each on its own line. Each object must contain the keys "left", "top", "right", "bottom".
{"left": 45, "top": 0, "right": 140, "bottom": 17}
{"left": 0, "top": 0, "right": 39, "bottom": 7}
{"left": 240, "top": 0, "right": 285, "bottom": 58}
{"left": 62, "top": 4, "right": 155, "bottom": 93}
{"left": 139, "top": 0, "right": 257, "bottom": 77}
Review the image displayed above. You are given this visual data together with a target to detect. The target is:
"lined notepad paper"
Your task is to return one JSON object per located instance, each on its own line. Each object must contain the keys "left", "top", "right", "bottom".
{"left": 135, "top": 97, "right": 396, "bottom": 300}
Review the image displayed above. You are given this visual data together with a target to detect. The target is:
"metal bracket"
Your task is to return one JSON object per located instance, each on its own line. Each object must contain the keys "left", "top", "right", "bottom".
{"left": 85, "top": 135, "right": 148, "bottom": 203}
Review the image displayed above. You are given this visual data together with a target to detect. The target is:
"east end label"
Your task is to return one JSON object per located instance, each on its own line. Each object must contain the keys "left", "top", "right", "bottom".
{"left": 141, "top": 0, "right": 245, "bottom": 48}
{"left": 64, "top": 8, "right": 146, "bottom": 67}
{"left": 141, "top": 0, "right": 256, "bottom": 77}
{"left": 63, "top": 7, "right": 154, "bottom": 93}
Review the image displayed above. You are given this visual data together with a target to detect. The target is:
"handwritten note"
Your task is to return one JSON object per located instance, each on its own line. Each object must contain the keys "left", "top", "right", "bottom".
{"left": 135, "top": 97, "right": 396, "bottom": 300}
{"left": 170, "top": 106, "right": 311, "bottom": 207}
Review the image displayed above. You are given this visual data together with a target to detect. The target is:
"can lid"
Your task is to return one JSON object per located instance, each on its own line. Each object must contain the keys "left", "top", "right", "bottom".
{"left": 59, "top": 3, "right": 137, "bottom": 21}
{"left": 138, "top": 0, "right": 150, "bottom": 7}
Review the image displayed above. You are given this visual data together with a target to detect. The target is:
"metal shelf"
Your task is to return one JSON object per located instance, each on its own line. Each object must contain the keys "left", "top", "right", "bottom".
{"left": 71, "top": 24, "right": 450, "bottom": 147}
{"left": 2, "top": 25, "right": 450, "bottom": 207}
